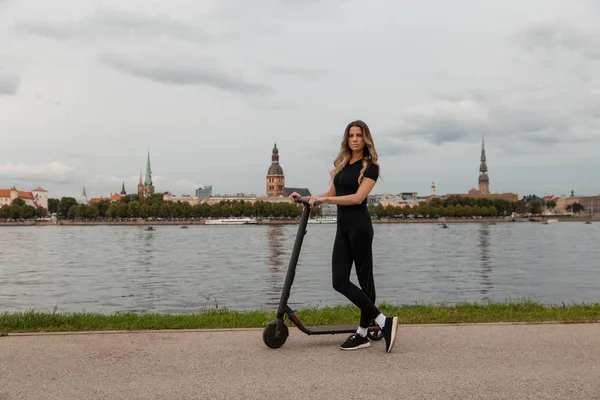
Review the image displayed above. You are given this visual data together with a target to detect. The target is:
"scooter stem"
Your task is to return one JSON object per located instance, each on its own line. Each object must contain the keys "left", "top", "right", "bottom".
{"left": 276, "top": 203, "right": 311, "bottom": 319}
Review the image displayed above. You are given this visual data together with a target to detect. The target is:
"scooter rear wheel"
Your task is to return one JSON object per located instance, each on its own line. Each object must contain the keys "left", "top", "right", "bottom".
{"left": 263, "top": 323, "right": 289, "bottom": 348}
{"left": 368, "top": 328, "right": 384, "bottom": 341}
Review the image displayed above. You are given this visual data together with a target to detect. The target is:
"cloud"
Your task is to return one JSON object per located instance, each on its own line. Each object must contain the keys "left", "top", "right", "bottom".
{"left": 374, "top": 137, "right": 420, "bottom": 157}
{"left": 99, "top": 52, "right": 272, "bottom": 95}
{"left": 513, "top": 22, "right": 600, "bottom": 61}
{"left": 383, "top": 91, "right": 598, "bottom": 150}
{"left": 0, "top": 73, "right": 19, "bottom": 96}
{"left": 0, "top": 161, "right": 75, "bottom": 184}
{"left": 84, "top": 174, "right": 142, "bottom": 197}
{"left": 34, "top": 92, "right": 61, "bottom": 106}
{"left": 391, "top": 99, "right": 489, "bottom": 145}
{"left": 165, "top": 179, "right": 202, "bottom": 196}
{"left": 266, "top": 65, "right": 328, "bottom": 81}
{"left": 246, "top": 100, "right": 301, "bottom": 111}
{"left": 16, "top": 9, "right": 208, "bottom": 44}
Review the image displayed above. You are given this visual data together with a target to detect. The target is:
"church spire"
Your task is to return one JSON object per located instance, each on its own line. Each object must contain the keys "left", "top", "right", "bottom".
{"left": 79, "top": 186, "right": 88, "bottom": 204}
{"left": 478, "top": 135, "right": 489, "bottom": 194}
{"left": 144, "top": 150, "right": 152, "bottom": 187}
{"left": 120, "top": 181, "right": 126, "bottom": 195}
{"left": 271, "top": 142, "right": 279, "bottom": 164}
{"left": 479, "top": 136, "right": 487, "bottom": 173}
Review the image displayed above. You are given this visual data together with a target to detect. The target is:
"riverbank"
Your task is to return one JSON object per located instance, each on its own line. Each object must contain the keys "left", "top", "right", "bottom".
{"left": 1, "top": 216, "right": 598, "bottom": 226}
{"left": 1, "top": 301, "right": 599, "bottom": 334}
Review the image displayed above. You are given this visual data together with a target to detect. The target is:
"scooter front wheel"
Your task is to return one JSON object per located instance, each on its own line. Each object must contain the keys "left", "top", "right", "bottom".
{"left": 263, "top": 322, "right": 289, "bottom": 348}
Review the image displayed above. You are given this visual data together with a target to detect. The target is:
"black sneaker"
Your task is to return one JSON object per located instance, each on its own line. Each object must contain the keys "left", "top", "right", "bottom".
{"left": 382, "top": 316, "right": 398, "bottom": 353}
{"left": 340, "top": 333, "right": 370, "bottom": 351}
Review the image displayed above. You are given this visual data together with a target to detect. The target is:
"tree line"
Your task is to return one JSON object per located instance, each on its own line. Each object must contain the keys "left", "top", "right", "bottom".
{"left": 0, "top": 198, "right": 44, "bottom": 220}
{"left": 367, "top": 195, "right": 585, "bottom": 218}
{"left": 46, "top": 194, "right": 321, "bottom": 220}
{"left": 2, "top": 193, "right": 586, "bottom": 221}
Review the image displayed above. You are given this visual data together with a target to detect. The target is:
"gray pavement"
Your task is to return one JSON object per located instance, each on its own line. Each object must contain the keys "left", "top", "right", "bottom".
{"left": 1, "top": 322, "right": 599, "bottom": 400}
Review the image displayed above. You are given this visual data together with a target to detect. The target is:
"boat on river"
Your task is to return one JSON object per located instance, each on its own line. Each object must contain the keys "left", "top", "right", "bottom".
{"left": 205, "top": 217, "right": 258, "bottom": 225}
{"left": 307, "top": 216, "right": 337, "bottom": 224}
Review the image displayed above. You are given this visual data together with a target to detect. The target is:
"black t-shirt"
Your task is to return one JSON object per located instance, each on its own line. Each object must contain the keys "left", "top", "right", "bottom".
{"left": 333, "top": 161, "right": 379, "bottom": 209}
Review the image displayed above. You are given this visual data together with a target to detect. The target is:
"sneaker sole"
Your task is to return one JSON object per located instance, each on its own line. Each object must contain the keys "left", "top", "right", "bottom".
{"left": 340, "top": 342, "right": 371, "bottom": 351}
{"left": 386, "top": 317, "right": 398, "bottom": 353}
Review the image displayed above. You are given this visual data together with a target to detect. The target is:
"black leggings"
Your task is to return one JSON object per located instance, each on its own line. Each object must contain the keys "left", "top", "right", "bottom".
{"left": 332, "top": 207, "right": 380, "bottom": 328}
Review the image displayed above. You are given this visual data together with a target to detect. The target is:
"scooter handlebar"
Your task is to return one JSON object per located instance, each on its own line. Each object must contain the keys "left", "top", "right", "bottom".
{"left": 293, "top": 196, "right": 321, "bottom": 207}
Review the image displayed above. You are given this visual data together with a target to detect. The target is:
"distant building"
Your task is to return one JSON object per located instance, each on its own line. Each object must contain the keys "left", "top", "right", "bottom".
{"left": 377, "top": 193, "right": 419, "bottom": 208}
{"left": 577, "top": 195, "right": 600, "bottom": 215}
{"left": 400, "top": 192, "right": 419, "bottom": 201}
{"left": 546, "top": 192, "right": 600, "bottom": 215}
{"left": 478, "top": 137, "right": 489, "bottom": 194}
{"left": 138, "top": 151, "right": 155, "bottom": 200}
{"left": 442, "top": 136, "right": 518, "bottom": 202}
{"left": 88, "top": 183, "right": 127, "bottom": 204}
{"left": 196, "top": 185, "right": 212, "bottom": 199}
{"left": 264, "top": 143, "right": 311, "bottom": 199}
{"left": 320, "top": 203, "right": 337, "bottom": 215}
{"left": 367, "top": 194, "right": 379, "bottom": 205}
{"left": 89, "top": 193, "right": 122, "bottom": 204}
{"left": 521, "top": 195, "right": 545, "bottom": 205}
{"left": 0, "top": 186, "right": 48, "bottom": 210}
{"left": 266, "top": 143, "right": 285, "bottom": 197}
{"left": 163, "top": 192, "right": 200, "bottom": 205}
{"left": 78, "top": 187, "right": 89, "bottom": 205}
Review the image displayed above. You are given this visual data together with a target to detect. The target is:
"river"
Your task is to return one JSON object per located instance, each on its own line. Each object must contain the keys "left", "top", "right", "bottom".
{"left": 0, "top": 221, "right": 598, "bottom": 314}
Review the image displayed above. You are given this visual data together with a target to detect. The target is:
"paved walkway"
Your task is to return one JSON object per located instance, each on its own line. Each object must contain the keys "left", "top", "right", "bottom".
{"left": 1, "top": 322, "right": 599, "bottom": 399}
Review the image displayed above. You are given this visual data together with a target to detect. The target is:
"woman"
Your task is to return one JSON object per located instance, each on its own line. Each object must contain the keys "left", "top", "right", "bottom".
{"left": 289, "top": 120, "right": 398, "bottom": 353}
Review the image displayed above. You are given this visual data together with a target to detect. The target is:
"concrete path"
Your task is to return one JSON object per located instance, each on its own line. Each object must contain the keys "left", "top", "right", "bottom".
{"left": 1, "top": 322, "right": 599, "bottom": 399}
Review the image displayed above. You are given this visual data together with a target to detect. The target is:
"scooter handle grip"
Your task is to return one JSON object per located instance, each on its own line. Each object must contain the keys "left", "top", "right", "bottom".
{"left": 294, "top": 196, "right": 321, "bottom": 206}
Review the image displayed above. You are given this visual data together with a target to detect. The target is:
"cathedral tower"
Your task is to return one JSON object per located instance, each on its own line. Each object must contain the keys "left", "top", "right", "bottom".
{"left": 138, "top": 151, "right": 155, "bottom": 200}
{"left": 478, "top": 136, "right": 490, "bottom": 194}
{"left": 266, "top": 143, "right": 285, "bottom": 197}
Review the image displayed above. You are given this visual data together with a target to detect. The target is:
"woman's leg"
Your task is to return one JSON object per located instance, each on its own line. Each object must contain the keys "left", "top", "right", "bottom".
{"left": 333, "top": 228, "right": 371, "bottom": 350}
{"left": 347, "top": 214, "right": 399, "bottom": 353}
{"left": 348, "top": 221, "right": 377, "bottom": 328}
{"left": 332, "top": 228, "right": 379, "bottom": 322}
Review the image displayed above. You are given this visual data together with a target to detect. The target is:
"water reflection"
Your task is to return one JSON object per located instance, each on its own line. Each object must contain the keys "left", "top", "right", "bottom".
{"left": 127, "top": 229, "right": 158, "bottom": 313}
{"left": 143, "top": 229, "right": 156, "bottom": 263}
{"left": 265, "top": 226, "right": 285, "bottom": 306}
{"left": 478, "top": 223, "right": 493, "bottom": 300}
{"left": 267, "top": 225, "right": 285, "bottom": 270}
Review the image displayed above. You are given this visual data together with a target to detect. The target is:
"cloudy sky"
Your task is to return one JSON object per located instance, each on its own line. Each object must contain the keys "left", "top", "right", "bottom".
{"left": 1, "top": 0, "right": 599, "bottom": 199}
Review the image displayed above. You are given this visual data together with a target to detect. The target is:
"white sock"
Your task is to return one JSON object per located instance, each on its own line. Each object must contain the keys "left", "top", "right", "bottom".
{"left": 356, "top": 326, "right": 368, "bottom": 337}
{"left": 375, "top": 313, "right": 387, "bottom": 329}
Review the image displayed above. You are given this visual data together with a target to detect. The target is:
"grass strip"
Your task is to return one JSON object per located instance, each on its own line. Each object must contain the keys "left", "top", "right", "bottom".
{"left": 1, "top": 300, "right": 599, "bottom": 334}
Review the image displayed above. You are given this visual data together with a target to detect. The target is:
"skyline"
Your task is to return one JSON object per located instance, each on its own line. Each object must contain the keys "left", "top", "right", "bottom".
{"left": 2, "top": 0, "right": 600, "bottom": 198}
{"left": 2, "top": 138, "right": 595, "bottom": 200}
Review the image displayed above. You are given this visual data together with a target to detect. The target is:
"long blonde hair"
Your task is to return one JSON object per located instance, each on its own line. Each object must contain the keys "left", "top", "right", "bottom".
{"left": 330, "top": 120, "right": 380, "bottom": 184}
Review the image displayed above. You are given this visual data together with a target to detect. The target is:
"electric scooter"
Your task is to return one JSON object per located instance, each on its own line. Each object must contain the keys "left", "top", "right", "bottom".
{"left": 262, "top": 196, "right": 383, "bottom": 349}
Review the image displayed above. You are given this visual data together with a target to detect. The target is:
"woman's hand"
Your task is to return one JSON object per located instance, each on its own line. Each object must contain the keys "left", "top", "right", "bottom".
{"left": 288, "top": 191, "right": 301, "bottom": 203}
{"left": 309, "top": 197, "right": 327, "bottom": 208}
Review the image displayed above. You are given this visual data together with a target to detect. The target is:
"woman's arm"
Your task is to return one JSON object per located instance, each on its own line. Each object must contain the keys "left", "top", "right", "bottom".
{"left": 288, "top": 183, "right": 334, "bottom": 203}
{"left": 315, "top": 178, "right": 376, "bottom": 206}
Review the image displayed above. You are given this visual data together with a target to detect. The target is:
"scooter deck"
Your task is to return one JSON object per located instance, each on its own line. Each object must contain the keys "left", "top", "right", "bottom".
{"left": 303, "top": 325, "right": 357, "bottom": 333}
{"left": 295, "top": 325, "right": 380, "bottom": 335}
